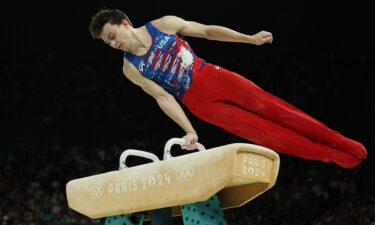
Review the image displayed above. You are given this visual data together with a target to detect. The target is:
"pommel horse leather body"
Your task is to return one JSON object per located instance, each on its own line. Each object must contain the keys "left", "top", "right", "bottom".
{"left": 66, "top": 139, "right": 280, "bottom": 219}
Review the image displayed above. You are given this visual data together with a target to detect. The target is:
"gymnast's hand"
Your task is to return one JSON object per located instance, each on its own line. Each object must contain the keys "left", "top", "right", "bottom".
{"left": 182, "top": 133, "right": 198, "bottom": 151}
{"left": 251, "top": 31, "right": 273, "bottom": 45}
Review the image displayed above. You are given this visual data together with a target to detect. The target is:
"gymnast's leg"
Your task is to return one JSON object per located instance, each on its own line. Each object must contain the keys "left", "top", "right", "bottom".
{"left": 184, "top": 63, "right": 366, "bottom": 160}
{"left": 183, "top": 91, "right": 360, "bottom": 168}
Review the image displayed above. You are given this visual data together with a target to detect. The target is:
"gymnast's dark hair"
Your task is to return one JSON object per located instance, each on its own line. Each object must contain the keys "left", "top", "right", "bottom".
{"left": 89, "top": 8, "right": 133, "bottom": 39}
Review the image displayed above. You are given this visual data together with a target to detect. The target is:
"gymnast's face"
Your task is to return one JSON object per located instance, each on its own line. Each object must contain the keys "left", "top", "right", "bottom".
{"left": 101, "top": 20, "right": 132, "bottom": 51}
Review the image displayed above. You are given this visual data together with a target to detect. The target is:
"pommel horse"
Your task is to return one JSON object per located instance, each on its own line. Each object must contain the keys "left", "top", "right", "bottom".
{"left": 66, "top": 138, "right": 280, "bottom": 224}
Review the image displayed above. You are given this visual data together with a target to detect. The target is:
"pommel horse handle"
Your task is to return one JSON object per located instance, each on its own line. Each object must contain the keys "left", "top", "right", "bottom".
{"left": 118, "top": 149, "right": 167, "bottom": 225}
{"left": 151, "top": 138, "right": 206, "bottom": 225}
{"left": 119, "top": 150, "right": 160, "bottom": 170}
{"left": 163, "top": 138, "right": 206, "bottom": 160}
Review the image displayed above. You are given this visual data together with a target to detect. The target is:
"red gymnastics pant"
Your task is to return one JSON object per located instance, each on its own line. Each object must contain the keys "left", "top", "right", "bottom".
{"left": 181, "top": 63, "right": 367, "bottom": 168}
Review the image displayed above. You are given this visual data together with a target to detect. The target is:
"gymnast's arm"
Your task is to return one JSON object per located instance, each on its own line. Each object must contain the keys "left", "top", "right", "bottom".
{"left": 122, "top": 60, "right": 198, "bottom": 149}
{"left": 153, "top": 15, "right": 273, "bottom": 45}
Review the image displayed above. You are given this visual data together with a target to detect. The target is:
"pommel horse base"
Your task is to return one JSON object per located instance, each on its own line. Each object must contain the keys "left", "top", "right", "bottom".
{"left": 66, "top": 138, "right": 280, "bottom": 223}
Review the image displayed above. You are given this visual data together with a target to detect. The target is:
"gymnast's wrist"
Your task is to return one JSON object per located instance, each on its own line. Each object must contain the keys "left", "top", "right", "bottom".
{"left": 186, "top": 129, "right": 197, "bottom": 135}
{"left": 246, "top": 35, "right": 256, "bottom": 44}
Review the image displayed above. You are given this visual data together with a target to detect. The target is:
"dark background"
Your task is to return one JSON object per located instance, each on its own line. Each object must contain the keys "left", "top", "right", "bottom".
{"left": 1, "top": 0, "right": 374, "bottom": 225}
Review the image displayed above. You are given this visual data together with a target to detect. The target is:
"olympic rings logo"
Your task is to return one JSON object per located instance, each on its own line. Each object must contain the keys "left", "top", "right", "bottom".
{"left": 89, "top": 186, "right": 103, "bottom": 199}
{"left": 176, "top": 167, "right": 195, "bottom": 182}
